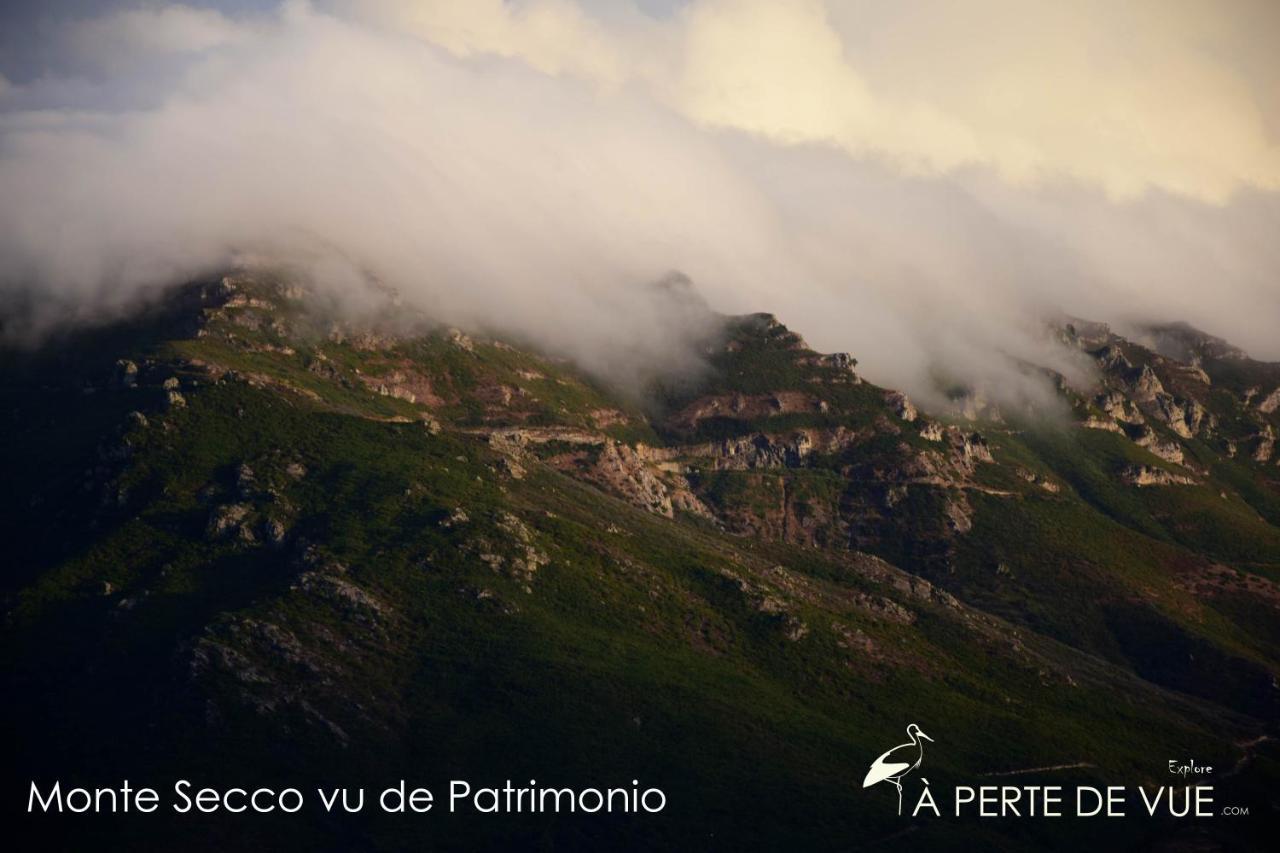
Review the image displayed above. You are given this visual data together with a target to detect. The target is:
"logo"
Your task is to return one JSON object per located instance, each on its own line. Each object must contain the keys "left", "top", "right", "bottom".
{"left": 863, "top": 723, "right": 933, "bottom": 815}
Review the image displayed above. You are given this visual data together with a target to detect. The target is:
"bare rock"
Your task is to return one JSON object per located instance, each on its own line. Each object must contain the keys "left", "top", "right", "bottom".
{"left": 207, "top": 503, "right": 252, "bottom": 540}
{"left": 1152, "top": 394, "right": 1209, "bottom": 439}
{"left": 441, "top": 507, "right": 470, "bottom": 528}
{"left": 589, "top": 440, "right": 674, "bottom": 517}
{"left": 1095, "top": 390, "right": 1144, "bottom": 424}
{"left": 1132, "top": 426, "right": 1184, "bottom": 464}
{"left": 446, "top": 328, "right": 474, "bottom": 352}
{"left": 885, "top": 391, "right": 918, "bottom": 422}
{"left": 1253, "top": 425, "right": 1275, "bottom": 462}
{"left": 1120, "top": 464, "right": 1196, "bottom": 487}
{"left": 919, "top": 421, "right": 944, "bottom": 442}
{"left": 1129, "top": 364, "right": 1165, "bottom": 403}
{"left": 1257, "top": 387, "right": 1280, "bottom": 414}
{"left": 1082, "top": 415, "right": 1124, "bottom": 433}
{"left": 263, "top": 518, "right": 288, "bottom": 547}
{"left": 114, "top": 359, "right": 139, "bottom": 389}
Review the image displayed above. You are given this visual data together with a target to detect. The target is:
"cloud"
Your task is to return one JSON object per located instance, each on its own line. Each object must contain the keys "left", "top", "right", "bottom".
{"left": 337, "top": 0, "right": 636, "bottom": 85}
{"left": 0, "top": 1, "right": 1277, "bottom": 411}
{"left": 350, "top": 0, "right": 1280, "bottom": 204}
{"left": 64, "top": 3, "right": 255, "bottom": 74}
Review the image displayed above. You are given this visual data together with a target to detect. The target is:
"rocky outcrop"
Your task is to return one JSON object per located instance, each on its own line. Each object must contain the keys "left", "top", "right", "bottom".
{"left": 919, "top": 421, "right": 944, "bottom": 442}
{"left": 1016, "top": 468, "right": 1060, "bottom": 493}
{"left": 944, "top": 493, "right": 974, "bottom": 533}
{"left": 700, "top": 432, "right": 815, "bottom": 470}
{"left": 1132, "top": 426, "right": 1184, "bottom": 464}
{"left": 1093, "top": 344, "right": 1133, "bottom": 376}
{"left": 1082, "top": 415, "right": 1125, "bottom": 433}
{"left": 1128, "top": 364, "right": 1166, "bottom": 403}
{"left": 207, "top": 503, "right": 253, "bottom": 541}
{"left": 802, "top": 352, "right": 861, "bottom": 382}
{"left": 589, "top": 441, "right": 677, "bottom": 517}
{"left": 446, "top": 329, "right": 474, "bottom": 352}
{"left": 492, "top": 512, "right": 550, "bottom": 583}
{"left": 884, "top": 391, "right": 917, "bottom": 423}
{"left": 359, "top": 367, "right": 440, "bottom": 405}
{"left": 1120, "top": 465, "right": 1196, "bottom": 487}
{"left": 1095, "top": 389, "right": 1144, "bottom": 424}
{"left": 1258, "top": 387, "right": 1280, "bottom": 414}
{"left": 1253, "top": 425, "right": 1276, "bottom": 463}
{"left": 953, "top": 430, "right": 993, "bottom": 466}
{"left": 113, "top": 359, "right": 139, "bottom": 389}
{"left": 1152, "top": 394, "right": 1210, "bottom": 439}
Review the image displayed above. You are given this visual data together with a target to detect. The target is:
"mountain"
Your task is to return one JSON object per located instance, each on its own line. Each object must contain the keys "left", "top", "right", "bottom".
{"left": 3, "top": 271, "right": 1277, "bottom": 851}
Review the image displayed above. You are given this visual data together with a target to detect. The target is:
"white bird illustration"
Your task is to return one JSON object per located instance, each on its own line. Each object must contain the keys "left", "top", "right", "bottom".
{"left": 862, "top": 723, "right": 933, "bottom": 815}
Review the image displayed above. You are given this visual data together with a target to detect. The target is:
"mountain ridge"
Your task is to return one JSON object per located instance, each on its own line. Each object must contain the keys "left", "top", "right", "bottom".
{"left": 2, "top": 269, "right": 1277, "bottom": 851}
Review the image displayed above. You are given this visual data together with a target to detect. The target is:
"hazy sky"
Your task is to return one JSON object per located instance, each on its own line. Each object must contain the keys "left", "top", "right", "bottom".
{"left": 1, "top": 1, "right": 1277, "bottom": 407}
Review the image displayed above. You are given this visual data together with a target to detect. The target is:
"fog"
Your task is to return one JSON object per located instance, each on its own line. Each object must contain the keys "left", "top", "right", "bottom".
{"left": 1, "top": 1, "right": 1277, "bottom": 410}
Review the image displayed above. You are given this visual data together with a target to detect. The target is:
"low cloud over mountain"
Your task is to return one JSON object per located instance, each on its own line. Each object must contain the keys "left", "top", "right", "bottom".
{"left": 1, "top": 1, "right": 1277, "bottom": 409}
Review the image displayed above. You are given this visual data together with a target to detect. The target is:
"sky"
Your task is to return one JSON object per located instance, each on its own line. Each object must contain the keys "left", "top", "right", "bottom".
{"left": 0, "top": 1, "right": 1277, "bottom": 408}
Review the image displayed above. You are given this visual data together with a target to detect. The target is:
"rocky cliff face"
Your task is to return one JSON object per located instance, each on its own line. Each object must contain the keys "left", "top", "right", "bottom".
{"left": 1061, "top": 316, "right": 1280, "bottom": 484}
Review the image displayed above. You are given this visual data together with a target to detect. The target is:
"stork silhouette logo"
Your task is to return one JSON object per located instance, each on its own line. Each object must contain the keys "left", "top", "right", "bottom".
{"left": 863, "top": 723, "right": 934, "bottom": 816}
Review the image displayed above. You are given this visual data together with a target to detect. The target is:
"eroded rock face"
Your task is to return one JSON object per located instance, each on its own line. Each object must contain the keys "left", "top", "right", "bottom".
{"left": 1129, "top": 364, "right": 1166, "bottom": 403}
{"left": 944, "top": 493, "right": 974, "bottom": 533}
{"left": 263, "top": 518, "right": 288, "bottom": 547}
{"left": 1120, "top": 465, "right": 1196, "bottom": 487}
{"left": 207, "top": 503, "right": 252, "bottom": 540}
{"left": 1132, "top": 426, "right": 1185, "bottom": 464}
{"left": 1152, "top": 394, "right": 1210, "bottom": 439}
{"left": 1093, "top": 344, "right": 1133, "bottom": 379}
{"left": 953, "top": 431, "right": 993, "bottom": 466}
{"left": 1095, "top": 390, "right": 1144, "bottom": 424}
{"left": 1258, "top": 387, "right": 1280, "bottom": 414}
{"left": 1066, "top": 321, "right": 1262, "bottom": 455}
{"left": 919, "top": 421, "right": 944, "bottom": 442}
{"left": 1253, "top": 425, "right": 1276, "bottom": 463}
{"left": 114, "top": 359, "right": 139, "bottom": 389}
{"left": 1082, "top": 415, "right": 1125, "bottom": 433}
{"left": 804, "top": 352, "right": 860, "bottom": 382}
{"left": 884, "top": 391, "right": 917, "bottom": 423}
{"left": 589, "top": 440, "right": 675, "bottom": 517}
{"left": 708, "top": 432, "right": 814, "bottom": 470}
